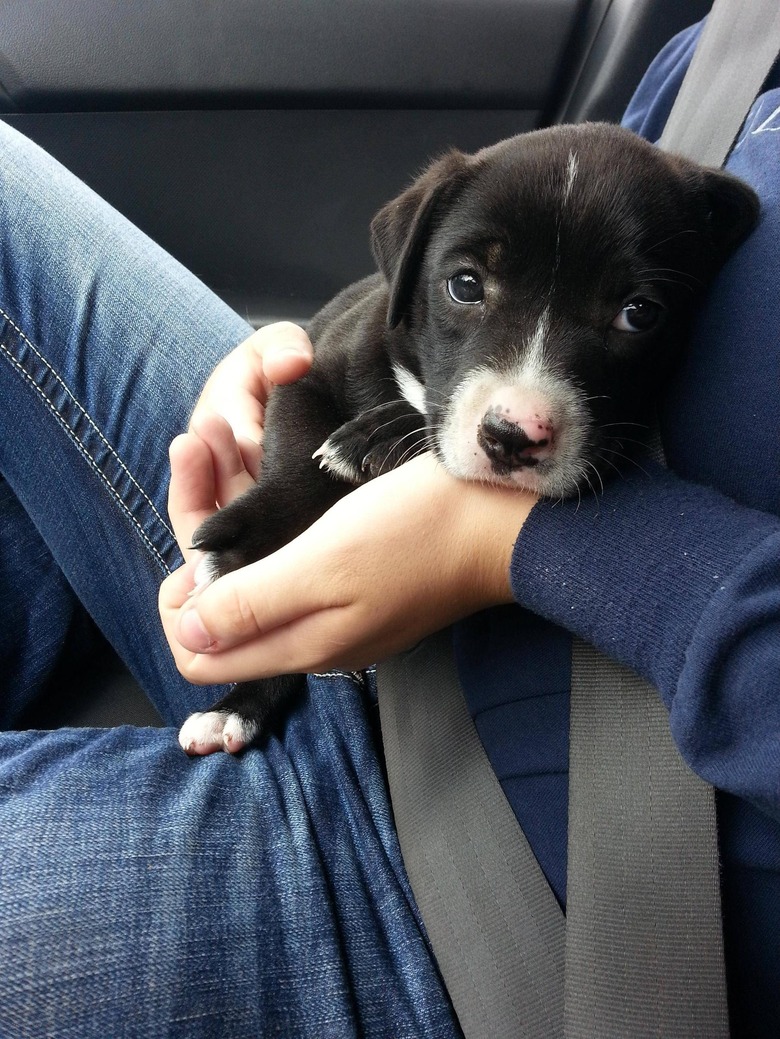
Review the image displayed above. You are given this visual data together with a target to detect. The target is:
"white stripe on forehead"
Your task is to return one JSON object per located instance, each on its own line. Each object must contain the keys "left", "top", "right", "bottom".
{"left": 553, "top": 152, "right": 578, "bottom": 282}
{"left": 523, "top": 306, "right": 550, "bottom": 375}
{"left": 563, "top": 150, "right": 578, "bottom": 205}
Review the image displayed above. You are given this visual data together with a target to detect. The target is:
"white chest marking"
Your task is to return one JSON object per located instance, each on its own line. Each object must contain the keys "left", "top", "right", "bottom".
{"left": 393, "top": 364, "right": 427, "bottom": 414}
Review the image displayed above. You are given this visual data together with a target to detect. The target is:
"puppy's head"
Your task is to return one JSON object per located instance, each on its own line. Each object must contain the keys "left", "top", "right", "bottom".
{"left": 371, "top": 124, "right": 759, "bottom": 497}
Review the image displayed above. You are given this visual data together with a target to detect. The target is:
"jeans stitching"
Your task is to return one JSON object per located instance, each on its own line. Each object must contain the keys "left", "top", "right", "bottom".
{"left": 0, "top": 303, "right": 175, "bottom": 543}
{"left": 310, "top": 670, "right": 372, "bottom": 683}
{"left": 0, "top": 337, "right": 171, "bottom": 575}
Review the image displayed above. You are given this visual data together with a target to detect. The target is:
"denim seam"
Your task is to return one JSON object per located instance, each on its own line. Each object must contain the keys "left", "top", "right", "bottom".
{"left": 310, "top": 669, "right": 370, "bottom": 684}
{"left": 0, "top": 303, "right": 175, "bottom": 543}
{"left": 0, "top": 333, "right": 171, "bottom": 575}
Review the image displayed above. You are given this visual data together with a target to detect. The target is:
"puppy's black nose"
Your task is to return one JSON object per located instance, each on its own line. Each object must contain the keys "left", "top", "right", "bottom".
{"left": 477, "top": 410, "right": 552, "bottom": 471}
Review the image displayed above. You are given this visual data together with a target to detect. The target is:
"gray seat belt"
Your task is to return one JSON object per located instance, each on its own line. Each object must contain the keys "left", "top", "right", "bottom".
{"left": 659, "top": 0, "right": 780, "bottom": 165}
{"left": 566, "top": 643, "right": 728, "bottom": 1039}
{"left": 380, "top": 632, "right": 565, "bottom": 1039}
{"left": 377, "top": 1, "right": 780, "bottom": 1036}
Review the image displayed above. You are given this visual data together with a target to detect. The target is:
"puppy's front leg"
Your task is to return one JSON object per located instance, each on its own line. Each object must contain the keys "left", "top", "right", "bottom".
{"left": 178, "top": 379, "right": 353, "bottom": 755}
{"left": 314, "top": 400, "right": 430, "bottom": 482}
{"left": 191, "top": 378, "right": 354, "bottom": 574}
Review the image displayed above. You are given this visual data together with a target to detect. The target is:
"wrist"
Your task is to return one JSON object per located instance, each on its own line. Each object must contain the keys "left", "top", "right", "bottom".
{"left": 439, "top": 461, "right": 538, "bottom": 610}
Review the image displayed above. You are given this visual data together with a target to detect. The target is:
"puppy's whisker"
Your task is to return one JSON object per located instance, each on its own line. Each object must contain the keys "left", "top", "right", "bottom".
{"left": 600, "top": 447, "right": 650, "bottom": 478}
{"left": 595, "top": 452, "right": 623, "bottom": 478}
{"left": 604, "top": 435, "right": 655, "bottom": 450}
{"left": 574, "top": 483, "right": 582, "bottom": 513}
{"left": 370, "top": 414, "right": 427, "bottom": 436}
{"left": 355, "top": 397, "right": 412, "bottom": 416}
{"left": 637, "top": 265, "right": 701, "bottom": 281}
{"left": 376, "top": 427, "right": 437, "bottom": 475}
{"left": 390, "top": 435, "right": 436, "bottom": 473}
{"left": 581, "top": 470, "right": 600, "bottom": 512}
{"left": 643, "top": 228, "right": 700, "bottom": 251}
{"left": 647, "top": 278, "right": 698, "bottom": 293}
{"left": 584, "top": 459, "right": 605, "bottom": 496}
{"left": 634, "top": 265, "right": 703, "bottom": 290}
{"left": 389, "top": 424, "right": 438, "bottom": 446}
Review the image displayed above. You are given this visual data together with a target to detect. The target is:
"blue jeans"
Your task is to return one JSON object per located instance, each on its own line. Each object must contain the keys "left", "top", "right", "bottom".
{"left": 0, "top": 120, "right": 459, "bottom": 1039}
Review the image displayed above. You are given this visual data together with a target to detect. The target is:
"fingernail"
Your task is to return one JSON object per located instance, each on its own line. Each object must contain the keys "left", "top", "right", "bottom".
{"left": 178, "top": 606, "right": 217, "bottom": 652}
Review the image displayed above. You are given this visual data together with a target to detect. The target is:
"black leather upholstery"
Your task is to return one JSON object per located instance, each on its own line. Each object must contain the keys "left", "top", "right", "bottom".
{"left": 0, "top": 0, "right": 577, "bottom": 113}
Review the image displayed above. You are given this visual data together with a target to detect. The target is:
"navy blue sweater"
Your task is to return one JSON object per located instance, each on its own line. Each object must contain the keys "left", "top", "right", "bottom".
{"left": 456, "top": 23, "right": 780, "bottom": 1037}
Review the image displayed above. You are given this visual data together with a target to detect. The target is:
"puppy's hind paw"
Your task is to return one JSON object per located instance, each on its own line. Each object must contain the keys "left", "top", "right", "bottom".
{"left": 178, "top": 711, "right": 259, "bottom": 756}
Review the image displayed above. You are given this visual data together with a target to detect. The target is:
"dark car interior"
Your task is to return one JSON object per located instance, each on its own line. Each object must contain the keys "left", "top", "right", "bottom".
{"left": 1, "top": 0, "right": 711, "bottom": 727}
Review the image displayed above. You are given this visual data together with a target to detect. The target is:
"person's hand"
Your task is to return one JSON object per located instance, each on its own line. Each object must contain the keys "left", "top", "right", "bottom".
{"left": 191, "top": 321, "right": 313, "bottom": 478}
{"left": 160, "top": 440, "right": 538, "bottom": 685}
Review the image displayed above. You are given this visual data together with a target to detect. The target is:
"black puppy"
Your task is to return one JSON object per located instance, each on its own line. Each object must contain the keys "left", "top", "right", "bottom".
{"left": 178, "top": 122, "right": 758, "bottom": 755}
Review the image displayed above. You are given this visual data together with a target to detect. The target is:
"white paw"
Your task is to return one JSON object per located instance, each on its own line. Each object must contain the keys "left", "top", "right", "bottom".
{"left": 191, "top": 551, "right": 220, "bottom": 595}
{"left": 312, "top": 439, "right": 363, "bottom": 484}
{"left": 178, "top": 711, "right": 259, "bottom": 756}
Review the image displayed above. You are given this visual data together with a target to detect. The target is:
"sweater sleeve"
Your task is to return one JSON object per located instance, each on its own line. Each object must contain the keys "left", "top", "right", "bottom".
{"left": 510, "top": 465, "right": 780, "bottom": 821}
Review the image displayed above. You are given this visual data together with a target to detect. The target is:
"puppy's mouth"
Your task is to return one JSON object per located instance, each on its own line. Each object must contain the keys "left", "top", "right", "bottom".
{"left": 436, "top": 368, "right": 593, "bottom": 498}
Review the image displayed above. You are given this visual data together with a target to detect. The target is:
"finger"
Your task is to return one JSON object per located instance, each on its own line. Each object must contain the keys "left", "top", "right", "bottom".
{"left": 254, "top": 322, "right": 314, "bottom": 385}
{"left": 190, "top": 323, "right": 312, "bottom": 452}
{"left": 230, "top": 324, "right": 313, "bottom": 472}
{"left": 168, "top": 585, "right": 418, "bottom": 686}
{"left": 237, "top": 437, "right": 263, "bottom": 481}
{"left": 159, "top": 559, "right": 216, "bottom": 677}
{"left": 190, "top": 377, "right": 266, "bottom": 447}
{"left": 168, "top": 433, "right": 218, "bottom": 558}
{"left": 159, "top": 558, "right": 201, "bottom": 613}
{"left": 212, "top": 391, "right": 265, "bottom": 452}
{"left": 189, "top": 411, "right": 256, "bottom": 506}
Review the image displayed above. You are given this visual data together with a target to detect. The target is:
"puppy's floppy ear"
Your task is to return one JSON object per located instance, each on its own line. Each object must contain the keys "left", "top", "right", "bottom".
{"left": 676, "top": 161, "right": 760, "bottom": 265}
{"left": 699, "top": 167, "right": 760, "bottom": 262}
{"left": 371, "top": 149, "right": 471, "bottom": 328}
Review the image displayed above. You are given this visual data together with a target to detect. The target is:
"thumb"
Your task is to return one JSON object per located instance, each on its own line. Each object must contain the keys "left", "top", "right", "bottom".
{"left": 256, "top": 322, "right": 314, "bottom": 385}
{"left": 174, "top": 546, "right": 328, "bottom": 654}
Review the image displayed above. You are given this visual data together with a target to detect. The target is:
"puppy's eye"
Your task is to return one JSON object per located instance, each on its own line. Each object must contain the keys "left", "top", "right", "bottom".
{"left": 447, "top": 271, "right": 484, "bottom": 305}
{"left": 611, "top": 298, "right": 664, "bottom": 333}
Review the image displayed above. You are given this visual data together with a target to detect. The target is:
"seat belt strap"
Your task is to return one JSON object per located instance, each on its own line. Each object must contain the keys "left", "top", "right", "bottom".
{"left": 566, "top": 643, "right": 729, "bottom": 1039}
{"left": 378, "top": 630, "right": 565, "bottom": 1039}
{"left": 659, "top": 0, "right": 780, "bottom": 164}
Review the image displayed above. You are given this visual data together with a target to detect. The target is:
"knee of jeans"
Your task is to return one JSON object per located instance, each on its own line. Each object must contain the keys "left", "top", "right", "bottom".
{"left": 0, "top": 119, "right": 40, "bottom": 173}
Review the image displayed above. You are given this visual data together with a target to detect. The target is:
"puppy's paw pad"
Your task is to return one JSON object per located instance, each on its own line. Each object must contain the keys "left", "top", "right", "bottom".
{"left": 312, "top": 438, "right": 364, "bottom": 484}
{"left": 178, "top": 711, "right": 259, "bottom": 755}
